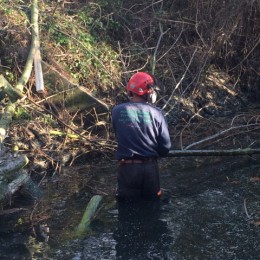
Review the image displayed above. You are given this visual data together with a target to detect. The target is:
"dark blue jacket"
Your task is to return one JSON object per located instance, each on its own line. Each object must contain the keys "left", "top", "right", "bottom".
{"left": 112, "top": 102, "right": 171, "bottom": 160}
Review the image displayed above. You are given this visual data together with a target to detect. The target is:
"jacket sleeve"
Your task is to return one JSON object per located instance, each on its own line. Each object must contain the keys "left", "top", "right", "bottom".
{"left": 157, "top": 114, "right": 171, "bottom": 156}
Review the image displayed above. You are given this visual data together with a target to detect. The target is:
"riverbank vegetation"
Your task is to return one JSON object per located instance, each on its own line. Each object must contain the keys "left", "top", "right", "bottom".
{"left": 0, "top": 0, "right": 259, "bottom": 215}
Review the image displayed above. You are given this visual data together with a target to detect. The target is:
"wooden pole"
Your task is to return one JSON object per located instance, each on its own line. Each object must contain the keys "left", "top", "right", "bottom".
{"left": 167, "top": 148, "right": 260, "bottom": 157}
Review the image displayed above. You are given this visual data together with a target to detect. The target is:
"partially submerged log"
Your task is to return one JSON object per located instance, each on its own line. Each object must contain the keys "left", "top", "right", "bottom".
{"left": 75, "top": 195, "right": 103, "bottom": 237}
{"left": 167, "top": 148, "right": 260, "bottom": 157}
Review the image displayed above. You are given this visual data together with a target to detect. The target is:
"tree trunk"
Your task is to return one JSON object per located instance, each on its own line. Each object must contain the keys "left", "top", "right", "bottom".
{"left": 15, "top": 0, "right": 38, "bottom": 93}
{"left": 0, "top": 0, "right": 39, "bottom": 147}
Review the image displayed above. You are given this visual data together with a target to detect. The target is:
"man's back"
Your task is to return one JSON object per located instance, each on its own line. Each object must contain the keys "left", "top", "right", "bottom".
{"left": 112, "top": 101, "right": 171, "bottom": 160}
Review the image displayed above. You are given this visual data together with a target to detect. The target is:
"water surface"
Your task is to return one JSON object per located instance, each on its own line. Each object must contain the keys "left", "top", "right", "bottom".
{"left": 0, "top": 156, "right": 259, "bottom": 259}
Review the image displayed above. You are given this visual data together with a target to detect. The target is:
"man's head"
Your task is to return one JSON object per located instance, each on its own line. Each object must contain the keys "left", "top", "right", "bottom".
{"left": 126, "top": 72, "right": 157, "bottom": 103}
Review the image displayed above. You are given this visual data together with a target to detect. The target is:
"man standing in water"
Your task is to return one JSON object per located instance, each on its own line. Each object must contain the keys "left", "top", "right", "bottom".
{"left": 112, "top": 72, "right": 171, "bottom": 200}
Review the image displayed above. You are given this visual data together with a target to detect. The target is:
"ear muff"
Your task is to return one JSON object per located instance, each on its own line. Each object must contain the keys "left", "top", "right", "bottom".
{"left": 146, "top": 84, "right": 157, "bottom": 103}
{"left": 150, "top": 91, "right": 157, "bottom": 103}
{"left": 147, "top": 73, "right": 162, "bottom": 103}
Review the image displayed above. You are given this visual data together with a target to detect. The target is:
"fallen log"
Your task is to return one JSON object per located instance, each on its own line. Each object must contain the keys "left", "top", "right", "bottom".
{"left": 75, "top": 195, "right": 103, "bottom": 237}
{"left": 167, "top": 148, "right": 260, "bottom": 157}
{"left": 41, "top": 61, "right": 109, "bottom": 114}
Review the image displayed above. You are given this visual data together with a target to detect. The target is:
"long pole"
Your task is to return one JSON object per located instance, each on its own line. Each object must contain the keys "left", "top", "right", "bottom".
{"left": 167, "top": 148, "right": 260, "bottom": 157}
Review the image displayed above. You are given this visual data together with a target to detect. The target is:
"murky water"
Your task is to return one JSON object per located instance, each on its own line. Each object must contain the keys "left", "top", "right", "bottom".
{"left": 0, "top": 156, "right": 259, "bottom": 259}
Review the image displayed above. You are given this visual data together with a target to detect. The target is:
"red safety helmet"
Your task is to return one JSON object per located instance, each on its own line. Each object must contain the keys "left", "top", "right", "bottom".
{"left": 126, "top": 72, "right": 154, "bottom": 96}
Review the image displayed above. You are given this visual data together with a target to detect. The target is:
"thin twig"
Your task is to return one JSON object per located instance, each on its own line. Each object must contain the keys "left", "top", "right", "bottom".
{"left": 185, "top": 124, "right": 260, "bottom": 150}
{"left": 151, "top": 22, "right": 170, "bottom": 74}
{"left": 163, "top": 47, "right": 198, "bottom": 113}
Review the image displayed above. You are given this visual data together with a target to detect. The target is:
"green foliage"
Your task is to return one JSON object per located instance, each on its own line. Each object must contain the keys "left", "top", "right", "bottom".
{"left": 41, "top": 6, "right": 121, "bottom": 92}
{"left": 0, "top": 1, "right": 13, "bottom": 14}
{"left": 51, "top": 29, "right": 70, "bottom": 47}
{"left": 42, "top": 114, "right": 54, "bottom": 126}
{"left": 13, "top": 107, "right": 32, "bottom": 121}
{"left": 3, "top": 70, "right": 15, "bottom": 83}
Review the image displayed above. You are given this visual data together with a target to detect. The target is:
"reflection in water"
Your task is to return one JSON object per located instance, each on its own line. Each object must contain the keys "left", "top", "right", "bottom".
{"left": 114, "top": 199, "right": 173, "bottom": 260}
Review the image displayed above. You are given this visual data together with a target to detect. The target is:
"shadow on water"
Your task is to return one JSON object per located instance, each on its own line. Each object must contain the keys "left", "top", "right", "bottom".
{"left": 112, "top": 199, "right": 173, "bottom": 260}
{"left": 0, "top": 155, "right": 259, "bottom": 259}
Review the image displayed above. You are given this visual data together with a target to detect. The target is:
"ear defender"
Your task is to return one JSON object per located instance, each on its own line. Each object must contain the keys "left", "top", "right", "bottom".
{"left": 146, "top": 84, "right": 157, "bottom": 104}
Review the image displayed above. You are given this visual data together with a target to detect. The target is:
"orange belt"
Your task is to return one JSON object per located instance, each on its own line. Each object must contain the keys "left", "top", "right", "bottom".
{"left": 119, "top": 158, "right": 156, "bottom": 164}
